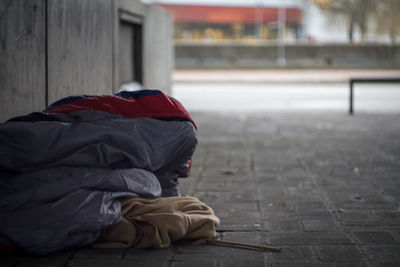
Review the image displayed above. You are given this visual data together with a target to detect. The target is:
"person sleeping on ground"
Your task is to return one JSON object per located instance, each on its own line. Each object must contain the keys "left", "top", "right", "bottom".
{"left": 0, "top": 90, "right": 218, "bottom": 255}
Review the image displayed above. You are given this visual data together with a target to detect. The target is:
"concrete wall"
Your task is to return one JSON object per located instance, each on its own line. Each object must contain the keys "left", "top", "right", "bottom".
{"left": 175, "top": 43, "right": 400, "bottom": 69}
{"left": 0, "top": 0, "right": 46, "bottom": 123}
{"left": 47, "top": 0, "right": 114, "bottom": 103}
{"left": 0, "top": 0, "right": 173, "bottom": 122}
{"left": 143, "top": 5, "right": 174, "bottom": 94}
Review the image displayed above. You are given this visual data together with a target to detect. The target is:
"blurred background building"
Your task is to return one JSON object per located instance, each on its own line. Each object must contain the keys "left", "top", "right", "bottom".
{"left": 141, "top": 0, "right": 400, "bottom": 68}
{"left": 144, "top": 0, "right": 400, "bottom": 44}
{"left": 158, "top": 4, "right": 302, "bottom": 43}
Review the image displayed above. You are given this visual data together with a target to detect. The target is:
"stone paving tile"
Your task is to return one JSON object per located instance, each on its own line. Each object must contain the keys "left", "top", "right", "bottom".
{"left": 265, "top": 220, "right": 303, "bottom": 232}
{"left": 361, "top": 245, "right": 400, "bottom": 265}
{"left": 177, "top": 181, "right": 195, "bottom": 195}
{"left": 302, "top": 217, "right": 342, "bottom": 232}
{"left": 0, "top": 256, "right": 67, "bottom": 267}
{"left": 254, "top": 175, "right": 282, "bottom": 186}
{"left": 171, "top": 240, "right": 265, "bottom": 263}
{"left": 171, "top": 260, "right": 224, "bottom": 267}
{"left": 262, "top": 211, "right": 303, "bottom": 222}
{"left": 67, "top": 259, "right": 170, "bottom": 267}
{"left": 352, "top": 231, "right": 399, "bottom": 245}
{"left": 217, "top": 223, "right": 264, "bottom": 231}
{"left": 124, "top": 247, "right": 173, "bottom": 259}
{"left": 315, "top": 245, "right": 365, "bottom": 262}
{"left": 260, "top": 201, "right": 295, "bottom": 212}
{"left": 294, "top": 200, "right": 329, "bottom": 213}
{"left": 73, "top": 247, "right": 125, "bottom": 259}
{"left": 8, "top": 258, "right": 70, "bottom": 267}
{"left": 393, "top": 231, "right": 400, "bottom": 242}
{"left": 195, "top": 180, "right": 256, "bottom": 192}
{"left": 221, "top": 231, "right": 266, "bottom": 244}
{"left": 256, "top": 186, "right": 288, "bottom": 201}
{"left": 171, "top": 258, "right": 265, "bottom": 267}
{"left": 216, "top": 208, "right": 262, "bottom": 220}
{"left": 201, "top": 172, "right": 241, "bottom": 179}
{"left": 266, "top": 232, "right": 354, "bottom": 246}
{"left": 203, "top": 201, "right": 259, "bottom": 212}
{"left": 266, "top": 262, "right": 369, "bottom": 267}
{"left": 0, "top": 250, "right": 73, "bottom": 267}
{"left": 193, "top": 190, "right": 259, "bottom": 202}
{"left": 338, "top": 210, "right": 400, "bottom": 227}
{"left": 264, "top": 245, "right": 315, "bottom": 262}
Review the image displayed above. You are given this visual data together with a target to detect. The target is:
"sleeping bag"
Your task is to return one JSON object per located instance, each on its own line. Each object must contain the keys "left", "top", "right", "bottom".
{"left": 0, "top": 90, "right": 198, "bottom": 254}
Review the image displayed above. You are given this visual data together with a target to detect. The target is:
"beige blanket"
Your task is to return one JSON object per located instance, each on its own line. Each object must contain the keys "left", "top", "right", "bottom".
{"left": 93, "top": 196, "right": 220, "bottom": 249}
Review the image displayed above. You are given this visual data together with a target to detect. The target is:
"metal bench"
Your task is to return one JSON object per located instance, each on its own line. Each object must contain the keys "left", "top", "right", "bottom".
{"left": 349, "top": 78, "right": 400, "bottom": 114}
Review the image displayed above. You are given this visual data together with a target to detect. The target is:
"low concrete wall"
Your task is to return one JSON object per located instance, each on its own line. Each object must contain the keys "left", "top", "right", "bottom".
{"left": 175, "top": 43, "right": 400, "bottom": 69}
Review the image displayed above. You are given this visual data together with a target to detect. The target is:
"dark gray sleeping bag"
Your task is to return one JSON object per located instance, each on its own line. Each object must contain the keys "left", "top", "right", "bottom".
{"left": 0, "top": 110, "right": 197, "bottom": 254}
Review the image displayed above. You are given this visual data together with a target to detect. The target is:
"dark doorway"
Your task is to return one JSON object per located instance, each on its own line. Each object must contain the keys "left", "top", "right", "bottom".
{"left": 118, "top": 12, "right": 143, "bottom": 87}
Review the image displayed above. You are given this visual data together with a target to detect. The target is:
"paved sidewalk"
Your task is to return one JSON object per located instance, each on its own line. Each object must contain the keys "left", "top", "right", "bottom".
{"left": 1, "top": 112, "right": 400, "bottom": 266}
{"left": 173, "top": 69, "right": 400, "bottom": 83}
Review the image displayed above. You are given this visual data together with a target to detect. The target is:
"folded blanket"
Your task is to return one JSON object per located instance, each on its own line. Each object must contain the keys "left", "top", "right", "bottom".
{"left": 93, "top": 196, "right": 220, "bottom": 249}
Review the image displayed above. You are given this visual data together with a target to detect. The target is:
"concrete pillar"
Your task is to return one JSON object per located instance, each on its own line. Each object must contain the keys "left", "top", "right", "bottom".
{"left": 143, "top": 4, "right": 173, "bottom": 95}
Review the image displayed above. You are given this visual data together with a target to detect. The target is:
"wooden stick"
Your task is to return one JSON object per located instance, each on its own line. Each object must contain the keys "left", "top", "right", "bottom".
{"left": 193, "top": 239, "right": 281, "bottom": 252}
